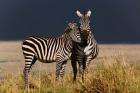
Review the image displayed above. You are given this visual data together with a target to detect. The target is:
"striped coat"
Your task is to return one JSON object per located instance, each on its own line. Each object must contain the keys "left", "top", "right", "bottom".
{"left": 71, "top": 10, "right": 99, "bottom": 81}
{"left": 22, "top": 22, "right": 81, "bottom": 88}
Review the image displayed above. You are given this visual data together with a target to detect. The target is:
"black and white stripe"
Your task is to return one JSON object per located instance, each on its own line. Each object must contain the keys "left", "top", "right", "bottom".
{"left": 71, "top": 10, "right": 99, "bottom": 81}
{"left": 22, "top": 22, "right": 81, "bottom": 88}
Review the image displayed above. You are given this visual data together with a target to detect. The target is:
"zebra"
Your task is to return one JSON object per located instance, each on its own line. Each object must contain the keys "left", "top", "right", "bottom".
{"left": 22, "top": 21, "right": 81, "bottom": 88}
{"left": 71, "top": 10, "right": 99, "bottom": 81}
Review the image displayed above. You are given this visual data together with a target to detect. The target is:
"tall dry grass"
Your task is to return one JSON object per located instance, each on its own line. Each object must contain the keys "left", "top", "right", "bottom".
{"left": 0, "top": 55, "right": 140, "bottom": 93}
{"left": 74, "top": 56, "right": 140, "bottom": 93}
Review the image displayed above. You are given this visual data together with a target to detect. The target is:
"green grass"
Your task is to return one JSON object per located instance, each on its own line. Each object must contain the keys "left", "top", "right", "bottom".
{"left": 0, "top": 56, "right": 140, "bottom": 93}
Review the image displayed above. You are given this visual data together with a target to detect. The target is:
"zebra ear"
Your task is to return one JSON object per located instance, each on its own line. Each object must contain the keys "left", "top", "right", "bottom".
{"left": 87, "top": 10, "right": 91, "bottom": 17}
{"left": 68, "top": 22, "right": 72, "bottom": 27}
{"left": 76, "top": 10, "right": 82, "bottom": 17}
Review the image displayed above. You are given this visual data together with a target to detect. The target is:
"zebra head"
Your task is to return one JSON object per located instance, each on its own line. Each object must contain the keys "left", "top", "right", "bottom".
{"left": 68, "top": 22, "right": 81, "bottom": 43}
{"left": 76, "top": 10, "right": 91, "bottom": 31}
{"left": 76, "top": 10, "right": 91, "bottom": 41}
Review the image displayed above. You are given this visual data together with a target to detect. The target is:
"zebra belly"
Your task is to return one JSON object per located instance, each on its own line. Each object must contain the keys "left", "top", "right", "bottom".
{"left": 37, "top": 58, "right": 56, "bottom": 63}
{"left": 35, "top": 54, "right": 57, "bottom": 63}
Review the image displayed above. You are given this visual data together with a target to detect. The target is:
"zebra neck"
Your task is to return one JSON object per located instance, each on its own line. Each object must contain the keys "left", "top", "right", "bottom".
{"left": 60, "top": 34, "right": 72, "bottom": 47}
{"left": 64, "top": 35, "right": 73, "bottom": 52}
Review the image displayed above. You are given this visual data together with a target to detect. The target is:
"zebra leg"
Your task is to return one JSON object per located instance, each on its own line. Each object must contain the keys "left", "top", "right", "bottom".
{"left": 23, "top": 55, "right": 37, "bottom": 89}
{"left": 77, "top": 55, "right": 86, "bottom": 82}
{"left": 81, "top": 56, "right": 87, "bottom": 82}
{"left": 56, "top": 62, "right": 61, "bottom": 80}
{"left": 78, "top": 60, "right": 83, "bottom": 75}
{"left": 85, "top": 55, "right": 93, "bottom": 73}
{"left": 59, "top": 61, "right": 67, "bottom": 81}
{"left": 71, "top": 60, "right": 77, "bottom": 82}
{"left": 23, "top": 68, "right": 29, "bottom": 89}
{"left": 56, "top": 61, "right": 67, "bottom": 81}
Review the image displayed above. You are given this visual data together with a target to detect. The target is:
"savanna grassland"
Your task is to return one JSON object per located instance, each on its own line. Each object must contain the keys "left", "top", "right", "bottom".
{"left": 0, "top": 41, "right": 140, "bottom": 93}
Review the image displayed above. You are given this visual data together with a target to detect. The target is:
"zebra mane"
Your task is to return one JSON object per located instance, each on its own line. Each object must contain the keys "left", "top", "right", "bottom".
{"left": 59, "top": 26, "right": 71, "bottom": 38}
{"left": 63, "top": 26, "right": 71, "bottom": 35}
{"left": 61, "top": 22, "right": 75, "bottom": 37}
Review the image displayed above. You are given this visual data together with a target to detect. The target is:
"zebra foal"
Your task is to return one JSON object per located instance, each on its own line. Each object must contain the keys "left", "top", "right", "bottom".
{"left": 22, "top": 22, "right": 81, "bottom": 88}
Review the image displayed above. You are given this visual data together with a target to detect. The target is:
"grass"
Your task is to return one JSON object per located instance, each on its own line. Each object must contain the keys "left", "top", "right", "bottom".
{"left": 0, "top": 55, "right": 140, "bottom": 93}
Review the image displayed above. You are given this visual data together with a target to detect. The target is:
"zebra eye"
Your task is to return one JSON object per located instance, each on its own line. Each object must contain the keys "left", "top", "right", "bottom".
{"left": 77, "top": 31, "right": 80, "bottom": 34}
{"left": 69, "top": 28, "right": 72, "bottom": 31}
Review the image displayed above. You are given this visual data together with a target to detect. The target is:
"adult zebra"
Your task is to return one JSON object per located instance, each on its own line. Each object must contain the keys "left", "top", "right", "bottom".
{"left": 71, "top": 10, "right": 99, "bottom": 81}
{"left": 22, "top": 22, "right": 81, "bottom": 88}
